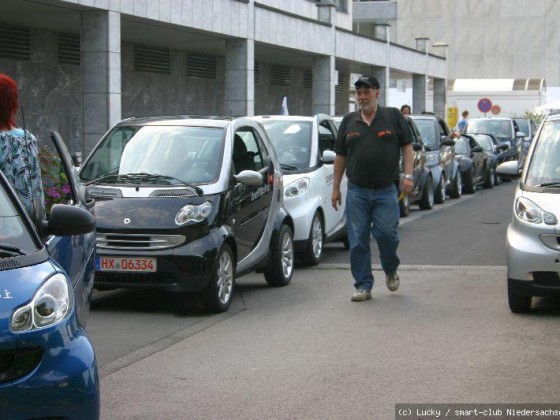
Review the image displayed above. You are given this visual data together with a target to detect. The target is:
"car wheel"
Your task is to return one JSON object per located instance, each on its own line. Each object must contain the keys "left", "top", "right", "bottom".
{"left": 483, "top": 166, "right": 494, "bottom": 189}
{"left": 449, "top": 171, "right": 462, "bottom": 199}
{"left": 264, "top": 224, "right": 294, "bottom": 287}
{"left": 418, "top": 176, "right": 434, "bottom": 210}
{"left": 342, "top": 235, "right": 350, "bottom": 250}
{"left": 301, "top": 212, "right": 324, "bottom": 266}
{"left": 399, "top": 192, "right": 410, "bottom": 217}
{"left": 434, "top": 175, "right": 446, "bottom": 204}
{"left": 201, "top": 244, "right": 234, "bottom": 313}
{"left": 493, "top": 167, "right": 500, "bottom": 186}
{"left": 508, "top": 280, "right": 531, "bottom": 313}
{"left": 463, "top": 169, "right": 476, "bottom": 194}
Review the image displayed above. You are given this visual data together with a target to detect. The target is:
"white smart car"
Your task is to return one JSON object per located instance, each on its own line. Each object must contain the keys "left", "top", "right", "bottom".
{"left": 250, "top": 115, "right": 347, "bottom": 265}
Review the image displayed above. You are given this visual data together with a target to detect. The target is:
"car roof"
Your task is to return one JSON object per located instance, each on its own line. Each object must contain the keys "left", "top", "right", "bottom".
{"left": 114, "top": 115, "right": 234, "bottom": 128}
{"left": 250, "top": 114, "right": 332, "bottom": 121}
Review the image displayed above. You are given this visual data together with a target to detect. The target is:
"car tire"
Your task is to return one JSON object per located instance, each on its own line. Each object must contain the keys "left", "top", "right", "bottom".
{"left": 201, "top": 244, "right": 235, "bottom": 313}
{"left": 508, "top": 280, "right": 531, "bottom": 313}
{"left": 342, "top": 235, "right": 350, "bottom": 250}
{"left": 483, "top": 166, "right": 494, "bottom": 189}
{"left": 399, "top": 192, "right": 410, "bottom": 217}
{"left": 301, "top": 212, "right": 324, "bottom": 266}
{"left": 264, "top": 224, "right": 294, "bottom": 287}
{"left": 493, "top": 167, "right": 500, "bottom": 186}
{"left": 434, "top": 175, "right": 446, "bottom": 204}
{"left": 463, "top": 169, "right": 476, "bottom": 194}
{"left": 449, "top": 171, "right": 462, "bottom": 199}
{"left": 418, "top": 176, "right": 434, "bottom": 210}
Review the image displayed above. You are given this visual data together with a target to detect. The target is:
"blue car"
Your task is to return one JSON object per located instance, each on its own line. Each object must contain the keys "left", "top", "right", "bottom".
{"left": 0, "top": 132, "right": 99, "bottom": 419}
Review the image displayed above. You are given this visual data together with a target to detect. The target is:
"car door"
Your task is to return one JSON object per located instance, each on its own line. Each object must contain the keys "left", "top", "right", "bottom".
{"left": 232, "top": 127, "right": 273, "bottom": 260}
{"left": 317, "top": 119, "right": 344, "bottom": 236}
{"left": 39, "top": 131, "right": 96, "bottom": 324}
{"left": 437, "top": 118, "right": 455, "bottom": 182}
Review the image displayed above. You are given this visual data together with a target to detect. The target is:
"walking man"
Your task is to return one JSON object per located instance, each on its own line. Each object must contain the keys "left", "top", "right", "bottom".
{"left": 332, "top": 75, "right": 414, "bottom": 302}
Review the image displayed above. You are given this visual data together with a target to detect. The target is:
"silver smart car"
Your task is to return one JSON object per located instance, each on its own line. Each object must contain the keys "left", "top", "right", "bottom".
{"left": 497, "top": 113, "right": 560, "bottom": 313}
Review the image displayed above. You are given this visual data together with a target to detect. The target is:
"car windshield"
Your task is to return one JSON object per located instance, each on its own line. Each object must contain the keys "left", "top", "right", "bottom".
{"left": 0, "top": 183, "right": 38, "bottom": 256}
{"left": 412, "top": 119, "right": 438, "bottom": 148}
{"left": 472, "top": 134, "right": 494, "bottom": 153}
{"left": 454, "top": 137, "right": 469, "bottom": 155}
{"left": 80, "top": 126, "right": 224, "bottom": 185}
{"left": 467, "top": 119, "right": 513, "bottom": 139}
{"left": 261, "top": 120, "right": 312, "bottom": 170}
{"left": 524, "top": 119, "right": 560, "bottom": 187}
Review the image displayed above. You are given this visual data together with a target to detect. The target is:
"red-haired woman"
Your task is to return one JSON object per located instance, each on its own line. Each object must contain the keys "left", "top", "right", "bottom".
{"left": 0, "top": 73, "right": 44, "bottom": 215}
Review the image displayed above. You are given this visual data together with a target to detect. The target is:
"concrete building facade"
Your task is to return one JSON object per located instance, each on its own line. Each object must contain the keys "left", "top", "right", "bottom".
{"left": 0, "top": 0, "right": 446, "bottom": 155}
{"left": 355, "top": 0, "right": 560, "bottom": 117}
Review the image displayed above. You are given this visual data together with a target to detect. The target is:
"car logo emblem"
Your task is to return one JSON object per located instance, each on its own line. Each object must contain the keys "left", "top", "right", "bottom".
{"left": 124, "top": 218, "right": 131, "bottom": 224}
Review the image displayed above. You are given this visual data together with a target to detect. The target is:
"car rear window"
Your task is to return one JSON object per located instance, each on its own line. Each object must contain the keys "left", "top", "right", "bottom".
{"left": 524, "top": 119, "right": 560, "bottom": 187}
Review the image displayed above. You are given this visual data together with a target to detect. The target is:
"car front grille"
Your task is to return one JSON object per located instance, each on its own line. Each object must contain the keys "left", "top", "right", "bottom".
{"left": 97, "top": 233, "right": 186, "bottom": 250}
{"left": 0, "top": 347, "right": 44, "bottom": 383}
{"left": 533, "top": 272, "right": 560, "bottom": 286}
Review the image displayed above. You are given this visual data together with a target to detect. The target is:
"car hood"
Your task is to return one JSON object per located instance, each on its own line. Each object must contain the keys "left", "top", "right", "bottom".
{"left": 0, "top": 261, "right": 58, "bottom": 337}
{"left": 94, "top": 196, "right": 216, "bottom": 230}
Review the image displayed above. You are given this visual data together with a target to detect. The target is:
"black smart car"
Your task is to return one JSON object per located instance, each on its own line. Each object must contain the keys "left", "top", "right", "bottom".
{"left": 79, "top": 116, "right": 294, "bottom": 313}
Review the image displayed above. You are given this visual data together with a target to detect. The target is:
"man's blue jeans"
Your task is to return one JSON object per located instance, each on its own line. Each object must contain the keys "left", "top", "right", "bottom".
{"left": 345, "top": 182, "right": 400, "bottom": 291}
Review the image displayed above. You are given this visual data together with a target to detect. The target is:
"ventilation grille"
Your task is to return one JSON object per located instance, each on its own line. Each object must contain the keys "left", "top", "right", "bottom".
{"left": 97, "top": 233, "right": 186, "bottom": 250}
{"left": 0, "top": 259, "right": 21, "bottom": 270}
{"left": 0, "top": 25, "right": 30, "bottom": 60}
{"left": 335, "top": 72, "right": 344, "bottom": 92}
{"left": 254, "top": 63, "right": 260, "bottom": 84}
{"left": 58, "top": 33, "right": 80, "bottom": 65}
{"left": 271, "top": 65, "right": 291, "bottom": 86}
{"left": 88, "top": 187, "right": 123, "bottom": 198}
{"left": 150, "top": 189, "right": 198, "bottom": 197}
{"left": 187, "top": 54, "right": 216, "bottom": 79}
{"left": 303, "top": 71, "right": 312, "bottom": 89}
{"left": 134, "top": 45, "right": 170, "bottom": 74}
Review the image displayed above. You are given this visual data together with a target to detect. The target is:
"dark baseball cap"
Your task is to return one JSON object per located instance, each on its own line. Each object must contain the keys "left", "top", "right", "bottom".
{"left": 354, "top": 75, "right": 380, "bottom": 89}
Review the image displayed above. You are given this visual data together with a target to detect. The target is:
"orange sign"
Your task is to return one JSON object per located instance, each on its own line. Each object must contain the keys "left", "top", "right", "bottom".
{"left": 491, "top": 105, "right": 501, "bottom": 115}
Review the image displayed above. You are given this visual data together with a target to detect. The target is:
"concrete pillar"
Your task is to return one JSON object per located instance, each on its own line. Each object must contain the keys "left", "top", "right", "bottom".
{"left": 413, "top": 37, "right": 429, "bottom": 114}
{"left": 81, "top": 10, "right": 121, "bottom": 155}
{"left": 413, "top": 74, "right": 427, "bottom": 114}
{"left": 372, "top": 67, "right": 388, "bottom": 107}
{"left": 313, "top": 56, "right": 336, "bottom": 115}
{"left": 225, "top": 0, "right": 254, "bottom": 116}
{"left": 225, "top": 39, "right": 255, "bottom": 116}
{"left": 314, "top": 0, "right": 336, "bottom": 115}
{"left": 433, "top": 78, "right": 446, "bottom": 119}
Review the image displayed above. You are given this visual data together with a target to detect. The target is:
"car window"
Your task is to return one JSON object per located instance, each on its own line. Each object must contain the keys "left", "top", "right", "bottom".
{"left": 473, "top": 135, "right": 494, "bottom": 153}
{"left": 0, "top": 179, "right": 38, "bottom": 254}
{"left": 524, "top": 119, "right": 560, "bottom": 186}
{"left": 454, "top": 137, "right": 469, "bottom": 155}
{"left": 318, "top": 122, "right": 336, "bottom": 154}
{"left": 467, "top": 119, "right": 512, "bottom": 139}
{"left": 235, "top": 128, "right": 265, "bottom": 172}
{"left": 261, "top": 120, "right": 312, "bottom": 170}
{"left": 80, "top": 126, "right": 224, "bottom": 184}
{"left": 413, "top": 119, "right": 437, "bottom": 148}
{"left": 514, "top": 118, "right": 529, "bottom": 135}
{"left": 39, "top": 135, "right": 76, "bottom": 215}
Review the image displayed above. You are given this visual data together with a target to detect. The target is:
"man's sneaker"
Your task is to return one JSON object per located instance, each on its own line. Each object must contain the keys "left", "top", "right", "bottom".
{"left": 386, "top": 272, "right": 400, "bottom": 292}
{"left": 351, "top": 288, "right": 372, "bottom": 302}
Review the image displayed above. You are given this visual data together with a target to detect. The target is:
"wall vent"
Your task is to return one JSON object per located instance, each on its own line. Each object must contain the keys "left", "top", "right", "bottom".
{"left": 270, "top": 65, "right": 291, "bottom": 86}
{"left": 134, "top": 45, "right": 170, "bottom": 74}
{"left": 0, "top": 25, "right": 30, "bottom": 60}
{"left": 58, "top": 33, "right": 80, "bottom": 65}
{"left": 303, "top": 71, "right": 312, "bottom": 89}
{"left": 187, "top": 54, "right": 216, "bottom": 79}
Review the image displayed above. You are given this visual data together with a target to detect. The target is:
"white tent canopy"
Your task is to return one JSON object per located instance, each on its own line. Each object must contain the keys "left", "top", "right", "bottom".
{"left": 534, "top": 100, "right": 560, "bottom": 114}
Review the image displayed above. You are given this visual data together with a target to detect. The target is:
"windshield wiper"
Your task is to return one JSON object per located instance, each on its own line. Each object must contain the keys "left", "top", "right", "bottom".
{"left": 536, "top": 182, "right": 560, "bottom": 187}
{"left": 84, "top": 174, "right": 120, "bottom": 186}
{"left": 0, "top": 243, "right": 27, "bottom": 256}
{"left": 280, "top": 163, "right": 299, "bottom": 171}
{"left": 124, "top": 173, "right": 204, "bottom": 195}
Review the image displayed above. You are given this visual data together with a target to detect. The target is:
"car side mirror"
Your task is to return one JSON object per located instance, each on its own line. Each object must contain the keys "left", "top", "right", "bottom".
{"left": 412, "top": 143, "right": 423, "bottom": 152}
{"left": 234, "top": 170, "right": 263, "bottom": 187}
{"left": 47, "top": 204, "right": 96, "bottom": 236}
{"left": 472, "top": 146, "right": 483, "bottom": 153}
{"left": 321, "top": 149, "right": 336, "bottom": 164}
{"left": 516, "top": 131, "right": 526, "bottom": 139}
{"left": 441, "top": 139, "right": 456, "bottom": 147}
{"left": 498, "top": 144, "right": 509, "bottom": 151}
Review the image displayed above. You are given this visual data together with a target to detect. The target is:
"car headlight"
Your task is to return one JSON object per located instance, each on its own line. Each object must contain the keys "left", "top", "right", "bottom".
{"left": 175, "top": 201, "right": 213, "bottom": 225}
{"left": 285, "top": 178, "right": 310, "bottom": 198}
{"left": 10, "top": 274, "right": 71, "bottom": 332}
{"left": 515, "top": 196, "right": 558, "bottom": 225}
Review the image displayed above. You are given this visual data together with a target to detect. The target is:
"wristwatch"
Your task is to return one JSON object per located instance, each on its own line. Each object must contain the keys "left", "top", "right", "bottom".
{"left": 404, "top": 174, "right": 413, "bottom": 181}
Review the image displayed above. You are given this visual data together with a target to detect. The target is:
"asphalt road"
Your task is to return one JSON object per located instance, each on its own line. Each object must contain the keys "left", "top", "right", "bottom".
{"left": 89, "top": 181, "right": 560, "bottom": 419}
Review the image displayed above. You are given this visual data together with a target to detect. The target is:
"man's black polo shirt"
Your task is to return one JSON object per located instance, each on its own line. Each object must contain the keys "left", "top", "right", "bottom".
{"left": 335, "top": 107, "right": 412, "bottom": 189}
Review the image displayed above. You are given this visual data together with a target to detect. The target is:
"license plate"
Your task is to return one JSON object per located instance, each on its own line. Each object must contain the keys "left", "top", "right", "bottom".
{"left": 96, "top": 256, "right": 157, "bottom": 272}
